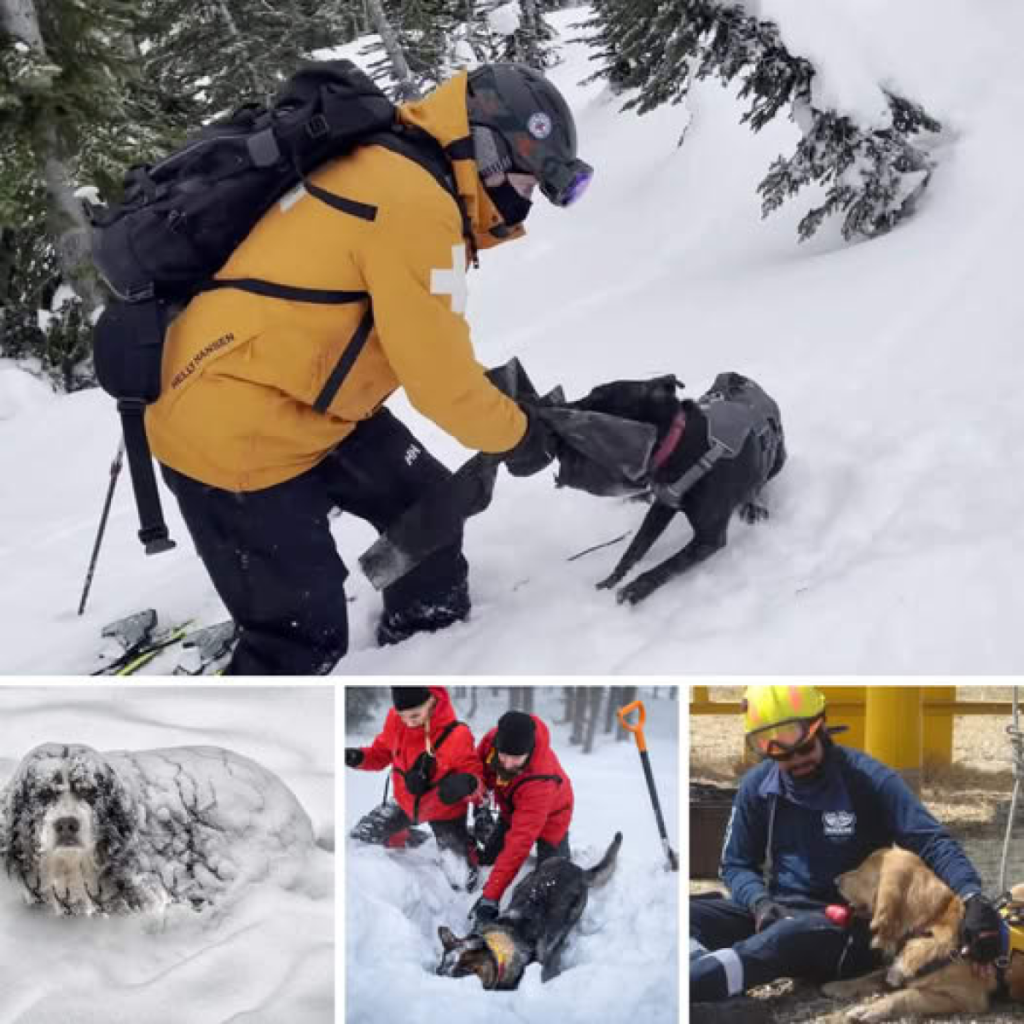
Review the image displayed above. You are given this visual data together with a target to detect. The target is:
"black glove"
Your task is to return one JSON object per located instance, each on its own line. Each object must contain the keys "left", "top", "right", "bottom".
{"left": 438, "top": 772, "right": 478, "bottom": 806}
{"left": 345, "top": 748, "right": 364, "bottom": 768}
{"left": 503, "top": 407, "right": 559, "bottom": 478}
{"left": 470, "top": 896, "right": 500, "bottom": 926}
{"left": 960, "top": 893, "right": 1003, "bottom": 963}
{"left": 403, "top": 751, "right": 436, "bottom": 796}
{"left": 753, "top": 898, "right": 790, "bottom": 933}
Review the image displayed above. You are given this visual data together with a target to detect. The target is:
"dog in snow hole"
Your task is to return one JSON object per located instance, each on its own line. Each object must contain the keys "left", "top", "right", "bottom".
{"left": 557, "top": 371, "right": 786, "bottom": 605}
{"left": 436, "top": 831, "right": 622, "bottom": 990}
{"left": 0, "top": 742, "right": 314, "bottom": 915}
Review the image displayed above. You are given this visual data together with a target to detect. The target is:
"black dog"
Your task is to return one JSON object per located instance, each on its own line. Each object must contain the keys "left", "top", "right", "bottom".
{"left": 556, "top": 372, "right": 786, "bottom": 605}
{"left": 436, "top": 832, "right": 622, "bottom": 990}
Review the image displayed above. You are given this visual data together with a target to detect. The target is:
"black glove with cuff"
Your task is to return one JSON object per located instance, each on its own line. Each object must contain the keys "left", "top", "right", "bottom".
{"left": 470, "top": 896, "right": 500, "bottom": 926}
{"left": 960, "top": 893, "right": 1003, "bottom": 963}
{"left": 503, "top": 407, "right": 559, "bottom": 478}
{"left": 753, "top": 898, "right": 790, "bottom": 933}
{"left": 438, "top": 772, "right": 478, "bottom": 806}
{"left": 404, "top": 751, "right": 437, "bottom": 796}
{"left": 345, "top": 748, "right": 364, "bottom": 768}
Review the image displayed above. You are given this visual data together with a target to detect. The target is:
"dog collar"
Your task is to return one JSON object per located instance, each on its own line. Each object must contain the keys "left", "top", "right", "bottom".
{"left": 649, "top": 409, "right": 686, "bottom": 473}
{"left": 482, "top": 928, "right": 516, "bottom": 986}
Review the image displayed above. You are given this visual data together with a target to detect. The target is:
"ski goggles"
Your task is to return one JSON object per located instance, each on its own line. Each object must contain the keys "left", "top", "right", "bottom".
{"left": 539, "top": 158, "right": 594, "bottom": 208}
{"left": 746, "top": 716, "right": 824, "bottom": 760}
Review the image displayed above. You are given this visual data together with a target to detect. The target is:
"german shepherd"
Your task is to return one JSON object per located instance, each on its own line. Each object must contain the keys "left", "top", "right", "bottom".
{"left": 436, "top": 832, "right": 623, "bottom": 990}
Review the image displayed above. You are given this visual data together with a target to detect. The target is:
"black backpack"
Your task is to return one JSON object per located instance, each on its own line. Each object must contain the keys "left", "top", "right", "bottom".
{"left": 89, "top": 59, "right": 471, "bottom": 553}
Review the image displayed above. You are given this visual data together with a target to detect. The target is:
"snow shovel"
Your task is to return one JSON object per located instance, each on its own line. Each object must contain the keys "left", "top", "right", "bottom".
{"left": 618, "top": 699, "right": 678, "bottom": 871}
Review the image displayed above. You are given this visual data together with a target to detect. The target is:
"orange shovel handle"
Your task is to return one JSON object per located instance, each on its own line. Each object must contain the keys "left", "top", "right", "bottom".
{"left": 617, "top": 700, "right": 647, "bottom": 752}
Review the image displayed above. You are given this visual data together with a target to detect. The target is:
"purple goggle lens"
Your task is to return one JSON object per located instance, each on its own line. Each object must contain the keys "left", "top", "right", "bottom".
{"left": 541, "top": 159, "right": 594, "bottom": 208}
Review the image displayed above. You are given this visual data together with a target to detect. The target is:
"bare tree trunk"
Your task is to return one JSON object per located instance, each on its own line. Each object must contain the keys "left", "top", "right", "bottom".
{"left": 570, "top": 687, "right": 587, "bottom": 745}
{"left": 617, "top": 685, "right": 638, "bottom": 741}
{"left": 521, "top": 688, "right": 534, "bottom": 714}
{"left": 467, "top": 686, "right": 478, "bottom": 718}
{"left": 604, "top": 685, "right": 619, "bottom": 733}
{"left": 583, "top": 687, "right": 603, "bottom": 753}
{"left": 364, "top": 0, "right": 420, "bottom": 99}
{"left": 1, "top": 0, "right": 103, "bottom": 315}
{"left": 508, "top": 686, "right": 519, "bottom": 712}
{"left": 559, "top": 686, "right": 574, "bottom": 725}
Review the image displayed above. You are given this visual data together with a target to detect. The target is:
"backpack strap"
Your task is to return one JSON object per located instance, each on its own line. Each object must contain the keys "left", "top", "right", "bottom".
{"left": 117, "top": 398, "right": 176, "bottom": 555}
{"left": 505, "top": 773, "right": 562, "bottom": 815}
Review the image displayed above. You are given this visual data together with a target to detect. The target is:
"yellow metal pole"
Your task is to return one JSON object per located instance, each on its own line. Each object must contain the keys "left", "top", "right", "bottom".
{"left": 923, "top": 685, "right": 955, "bottom": 768}
{"left": 865, "top": 686, "right": 923, "bottom": 792}
{"left": 821, "top": 686, "right": 866, "bottom": 750}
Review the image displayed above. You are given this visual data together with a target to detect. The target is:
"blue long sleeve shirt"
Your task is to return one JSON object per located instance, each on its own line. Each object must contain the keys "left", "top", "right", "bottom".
{"left": 720, "top": 741, "right": 982, "bottom": 911}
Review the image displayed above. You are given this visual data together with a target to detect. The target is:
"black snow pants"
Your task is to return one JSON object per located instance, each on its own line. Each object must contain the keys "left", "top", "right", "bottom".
{"left": 162, "top": 408, "right": 469, "bottom": 675}
{"left": 690, "top": 894, "right": 880, "bottom": 1003}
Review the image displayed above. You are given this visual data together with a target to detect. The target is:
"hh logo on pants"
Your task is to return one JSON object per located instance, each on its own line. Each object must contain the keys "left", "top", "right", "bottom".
{"left": 822, "top": 810, "right": 856, "bottom": 837}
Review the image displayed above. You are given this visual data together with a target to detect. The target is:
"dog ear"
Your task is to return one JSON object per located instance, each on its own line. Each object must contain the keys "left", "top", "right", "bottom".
{"left": 438, "top": 926, "right": 460, "bottom": 950}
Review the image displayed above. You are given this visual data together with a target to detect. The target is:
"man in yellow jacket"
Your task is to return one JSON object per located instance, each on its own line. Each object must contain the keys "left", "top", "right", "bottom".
{"left": 146, "top": 64, "right": 593, "bottom": 674}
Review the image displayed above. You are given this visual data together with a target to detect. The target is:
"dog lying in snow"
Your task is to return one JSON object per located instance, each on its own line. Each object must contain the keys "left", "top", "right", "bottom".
{"left": 0, "top": 742, "right": 314, "bottom": 915}
{"left": 437, "top": 832, "right": 622, "bottom": 990}
{"left": 820, "top": 846, "right": 1024, "bottom": 1021}
{"left": 556, "top": 372, "right": 786, "bottom": 605}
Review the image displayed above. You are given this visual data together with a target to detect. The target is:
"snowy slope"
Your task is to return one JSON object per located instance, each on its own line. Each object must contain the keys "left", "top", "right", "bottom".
{"left": 0, "top": 686, "right": 334, "bottom": 1023}
{"left": 344, "top": 687, "right": 679, "bottom": 1024}
{"left": 2, "top": 2, "right": 1023, "bottom": 673}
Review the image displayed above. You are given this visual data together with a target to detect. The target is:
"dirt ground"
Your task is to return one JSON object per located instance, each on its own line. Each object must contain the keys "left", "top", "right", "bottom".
{"left": 689, "top": 685, "right": 1024, "bottom": 1023}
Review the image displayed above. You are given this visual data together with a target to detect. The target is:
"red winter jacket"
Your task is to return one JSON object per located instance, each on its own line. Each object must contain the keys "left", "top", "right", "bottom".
{"left": 356, "top": 687, "right": 481, "bottom": 824}
{"left": 477, "top": 715, "right": 574, "bottom": 901}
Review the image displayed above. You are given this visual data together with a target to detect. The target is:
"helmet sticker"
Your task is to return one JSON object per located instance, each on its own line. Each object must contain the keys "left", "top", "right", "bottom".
{"left": 527, "top": 112, "right": 553, "bottom": 139}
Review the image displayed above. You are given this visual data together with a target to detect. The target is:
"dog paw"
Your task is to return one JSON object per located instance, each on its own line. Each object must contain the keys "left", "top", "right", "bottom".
{"left": 616, "top": 579, "right": 655, "bottom": 605}
{"left": 884, "top": 966, "right": 905, "bottom": 988}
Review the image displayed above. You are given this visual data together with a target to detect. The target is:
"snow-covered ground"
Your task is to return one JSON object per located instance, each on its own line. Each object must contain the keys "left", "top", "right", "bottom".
{"left": 0, "top": 686, "right": 335, "bottom": 1023}
{"left": 2, "top": 1, "right": 1023, "bottom": 673}
{"left": 344, "top": 686, "right": 679, "bottom": 1024}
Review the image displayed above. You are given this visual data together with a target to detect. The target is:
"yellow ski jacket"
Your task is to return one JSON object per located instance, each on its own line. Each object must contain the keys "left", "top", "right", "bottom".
{"left": 146, "top": 72, "right": 527, "bottom": 492}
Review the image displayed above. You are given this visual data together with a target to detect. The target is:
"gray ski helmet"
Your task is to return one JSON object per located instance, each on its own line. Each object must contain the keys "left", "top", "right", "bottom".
{"left": 467, "top": 63, "right": 593, "bottom": 208}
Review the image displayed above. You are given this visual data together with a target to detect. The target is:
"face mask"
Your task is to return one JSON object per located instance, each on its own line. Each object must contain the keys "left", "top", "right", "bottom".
{"left": 484, "top": 180, "right": 533, "bottom": 228}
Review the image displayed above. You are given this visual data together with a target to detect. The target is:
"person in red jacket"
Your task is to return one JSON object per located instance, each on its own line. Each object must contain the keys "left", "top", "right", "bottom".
{"left": 470, "top": 710, "right": 574, "bottom": 925}
{"left": 346, "top": 686, "right": 481, "bottom": 887}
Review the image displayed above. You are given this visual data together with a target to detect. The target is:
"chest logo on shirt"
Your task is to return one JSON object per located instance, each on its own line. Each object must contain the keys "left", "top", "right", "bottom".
{"left": 822, "top": 810, "right": 856, "bottom": 837}
{"left": 430, "top": 244, "right": 469, "bottom": 316}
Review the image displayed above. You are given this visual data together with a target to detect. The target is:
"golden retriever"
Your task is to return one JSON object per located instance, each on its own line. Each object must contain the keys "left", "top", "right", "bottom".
{"left": 820, "top": 846, "right": 1024, "bottom": 1022}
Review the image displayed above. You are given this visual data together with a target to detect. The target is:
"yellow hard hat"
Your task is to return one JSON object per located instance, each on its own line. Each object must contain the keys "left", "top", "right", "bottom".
{"left": 743, "top": 685, "right": 827, "bottom": 758}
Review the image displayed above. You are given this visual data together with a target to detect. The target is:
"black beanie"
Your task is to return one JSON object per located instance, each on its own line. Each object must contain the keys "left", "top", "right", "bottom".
{"left": 495, "top": 711, "right": 536, "bottom": 756}
{"left": 392, "top": 686, "right": 432, "bottom": 712}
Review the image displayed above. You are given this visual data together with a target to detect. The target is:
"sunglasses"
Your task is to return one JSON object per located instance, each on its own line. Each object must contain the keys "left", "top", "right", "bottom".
{"left": 766, "top": 736, "right": 819, "bottom": 762}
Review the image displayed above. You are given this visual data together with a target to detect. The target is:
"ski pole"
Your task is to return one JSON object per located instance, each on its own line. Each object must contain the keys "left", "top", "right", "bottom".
{"left": 77, "top": 440, "right": 125, "bottom": 616}
{"left": 617, "top": 699, "right": 679, "bottom": 871}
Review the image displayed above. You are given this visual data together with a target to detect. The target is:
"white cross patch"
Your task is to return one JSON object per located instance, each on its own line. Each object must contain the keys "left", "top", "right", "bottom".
{"left": 430, "top": 244, "right": 468, "bottom": 315}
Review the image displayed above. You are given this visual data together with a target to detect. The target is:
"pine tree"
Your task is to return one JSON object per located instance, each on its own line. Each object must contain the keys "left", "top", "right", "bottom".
{"left": 582, "top": 0, "right": 941, "bottom": 242}
{"left": 0, "top": 0, "right": 140, "bottom": 387}
{"left": 363, "top": 0, "right": 457, "bottom": 99}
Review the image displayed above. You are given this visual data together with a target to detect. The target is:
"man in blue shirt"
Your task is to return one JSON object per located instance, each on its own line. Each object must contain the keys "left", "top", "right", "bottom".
{"left": 690, "top": 685, "right": 1003, "bottom": 1024}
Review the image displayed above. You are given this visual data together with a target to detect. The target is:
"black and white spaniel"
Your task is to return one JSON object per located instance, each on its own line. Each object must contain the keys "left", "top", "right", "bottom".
{"left": 0, "top": 743, "right": 314, "bottom": 916}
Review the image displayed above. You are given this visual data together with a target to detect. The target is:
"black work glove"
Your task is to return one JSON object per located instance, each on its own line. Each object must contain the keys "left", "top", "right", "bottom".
{"left": 438, "top": 772, "right": 478, "bottom": 806}
{"left": 503, "top": 407, "right": 559, "bottom": 478}
{"left": 345, "top": 748, "right": 364, "bottom": 768}
{"left": 470, "top": 896, "right": 500, "bottom": 926}
{"left": 753, "top": 898, "right": 790, "bottom": 933}
{"left": 404, "top": 751, "right": 436, "bottom": 796}
{"left": 960, "top": 893, "right": 1003, "bottom": 963}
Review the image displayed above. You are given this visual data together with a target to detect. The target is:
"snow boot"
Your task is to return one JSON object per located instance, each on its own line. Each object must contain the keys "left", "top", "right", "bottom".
{"left": 351, "top": 801, "right": 418, "bottom": 846}
{"left": 376, "top": 581, "right": 470, "bottom": 647}
{"left": 690, "top": 998, "right": 772, "bottom": 1024}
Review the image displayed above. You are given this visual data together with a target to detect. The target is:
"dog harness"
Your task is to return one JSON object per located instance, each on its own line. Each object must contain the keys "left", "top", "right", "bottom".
{"left": 652, "top": 372, "right": 784, "bottom": 509}
{"left": 481, "top": 927, "right": 517, "bottom": 987}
